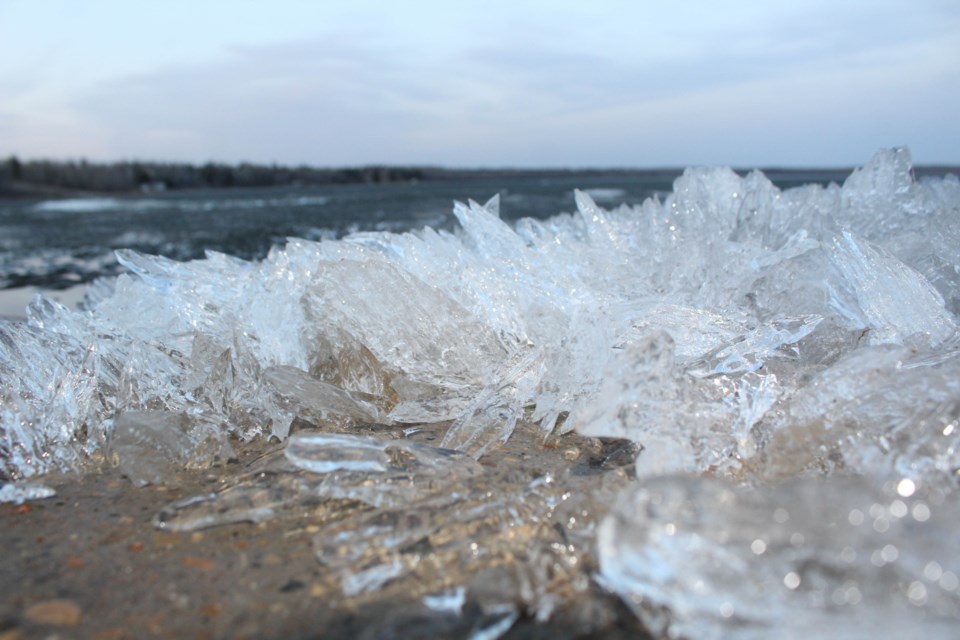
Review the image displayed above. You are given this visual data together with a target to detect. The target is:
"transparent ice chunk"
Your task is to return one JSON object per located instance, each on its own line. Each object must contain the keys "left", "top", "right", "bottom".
{"left": 686, "top": 314, "right": 822, "bottom": 377}
{"left": 619, "top": 303, "right": 741, "bottom": 360}
{"left": 0, "top": 480, "right": 56, "bottom": 504}
{"left": 423, "top": 586, "right": 467, "bottom": 614}
{"left": 110, "top": 410, "right": 234, "bottom": 487}
{"left": 827, "top": 230, "right": 956, "bottom": 346}
{"left": 441, "top": 347, "right": 544, "bottom": 457}
{"left": 300, "top": 256, "right": 507, "bottom": 404}
{"left": 467, "top": 611, "right": 519, "bottom": 640}
{"left": 311, "top": 469, "right": 583, "bottom": 618}
{"left": 598, "top": 475, "right": 960, "bottom": 640}
{"left": 754, "top": 345, "right": 960, "bottom": 486}
{"left": 154, "top": 432, "right": 485, "bottom": 531}
{"left": 152, "top": 460, "right": 378, "bottom": 531}
{"left": 342, "top": 560, "right": 407, "bottom": 597}
{"left": 284, "top": 431, "right": 481, "bottom": 476}
{"left": 575, "top": 332, "right": 734, "bottom": 477}
{"left": 263, "top": 365, "right": 388, "bottom": 430}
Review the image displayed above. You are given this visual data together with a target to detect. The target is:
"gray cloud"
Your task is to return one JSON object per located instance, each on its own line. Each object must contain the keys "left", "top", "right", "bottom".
{"left": 74, "top": 38, "right": 444, "bottom": 163}
{"left": 56, "top": 2, "right": 960, "bottom": 167}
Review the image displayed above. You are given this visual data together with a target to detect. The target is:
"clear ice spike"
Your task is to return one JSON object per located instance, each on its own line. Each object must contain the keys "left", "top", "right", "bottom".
{"left": 441, "top": 347, "right": 544, "bottom": 458}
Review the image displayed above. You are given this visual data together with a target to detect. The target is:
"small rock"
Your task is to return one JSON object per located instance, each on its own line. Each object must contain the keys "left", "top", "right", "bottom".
{"left": 279, "top": 579, "right": 305, "bottom": 593}
{"left": 24, "top": 599, "right": 82, "bottom": 626}
{"left": 181, "top": 555, "right": 217, "bottom": 571}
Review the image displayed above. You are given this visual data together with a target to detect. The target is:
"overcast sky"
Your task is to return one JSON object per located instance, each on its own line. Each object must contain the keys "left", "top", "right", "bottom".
{"left": 1, "top": 0, "right": 957, "bottom": 168}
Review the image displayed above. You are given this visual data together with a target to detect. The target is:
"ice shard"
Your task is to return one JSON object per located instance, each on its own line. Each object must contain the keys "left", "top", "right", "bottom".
{"left": 155, "top": 431, "right": 485, "bottom": 530}
{"left": 441, "top": 347, "right": 544, "bottom": 457}
{"left": 827, "top": 230, "right": 956, "bottom": 346}
{"left": 0, "top": 480, "right": 55, "bottom": 504}
{"left": 110, "top": 410, "right": 236, "bottom": 486}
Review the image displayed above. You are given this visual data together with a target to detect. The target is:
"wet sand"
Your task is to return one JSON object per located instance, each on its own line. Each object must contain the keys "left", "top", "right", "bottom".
{"left": 1, "top": 432, "right": 651, "bottom": 639}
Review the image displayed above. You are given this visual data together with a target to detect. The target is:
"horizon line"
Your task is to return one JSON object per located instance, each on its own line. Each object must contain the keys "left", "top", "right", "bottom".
{"left": 6, "top": 153, "right": 960, "bottom": 174}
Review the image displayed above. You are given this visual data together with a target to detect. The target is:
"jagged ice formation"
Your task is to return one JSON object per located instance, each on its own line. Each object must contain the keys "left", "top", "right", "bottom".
{"left": 2, "top": 148, "right": 959, "bottom": 637}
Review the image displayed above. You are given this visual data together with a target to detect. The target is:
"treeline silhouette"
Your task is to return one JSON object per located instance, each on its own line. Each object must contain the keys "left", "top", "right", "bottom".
{"left": 0, "top": 155, "right": 430, "bottom": 195}
{"left": 0, "top": 155, "right": 706, "bottom": 198}
{"left": 6, "top": 154, "right": 955, "bottom": 199}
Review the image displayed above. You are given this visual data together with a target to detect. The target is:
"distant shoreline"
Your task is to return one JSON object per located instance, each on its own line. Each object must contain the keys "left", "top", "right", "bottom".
{"left": 1, "top": 156, "right": 957, "bottom": 200}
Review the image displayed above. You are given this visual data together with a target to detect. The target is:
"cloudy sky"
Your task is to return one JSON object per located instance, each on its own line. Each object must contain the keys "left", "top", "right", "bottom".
{"left": 1, "top": 0, "right": 957, "bottom": 168}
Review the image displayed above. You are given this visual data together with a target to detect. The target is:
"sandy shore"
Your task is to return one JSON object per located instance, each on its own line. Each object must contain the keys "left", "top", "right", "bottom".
{"left": 1, "top": 428, "right": 651, "bottom": 639}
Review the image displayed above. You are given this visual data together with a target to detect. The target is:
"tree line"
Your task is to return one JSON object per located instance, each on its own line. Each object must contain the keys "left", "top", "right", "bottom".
{"left": 0, "top": 155, "right": 429, "bottom": 195}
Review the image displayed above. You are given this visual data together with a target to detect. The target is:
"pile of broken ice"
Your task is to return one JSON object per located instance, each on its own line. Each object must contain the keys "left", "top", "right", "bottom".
{"left": 2, "top": 148, "right": 958, "bottom": 637}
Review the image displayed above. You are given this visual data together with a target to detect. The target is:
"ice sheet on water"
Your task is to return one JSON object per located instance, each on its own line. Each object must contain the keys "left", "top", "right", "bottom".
{"left": 1, "top": 148, "right": 959, "bottom": 635}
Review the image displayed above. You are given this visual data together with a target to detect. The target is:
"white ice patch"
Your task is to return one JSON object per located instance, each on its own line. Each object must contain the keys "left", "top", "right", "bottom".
{"left": 0, "top": 480, "right": 55, "bottom": 504}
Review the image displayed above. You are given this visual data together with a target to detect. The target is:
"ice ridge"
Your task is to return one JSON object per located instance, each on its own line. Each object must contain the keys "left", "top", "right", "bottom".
{"left": 1, "top": 147, "right": 959, "bottom": 637}
{"left": 2, "top": 147, "right": 957, "bottom": 479}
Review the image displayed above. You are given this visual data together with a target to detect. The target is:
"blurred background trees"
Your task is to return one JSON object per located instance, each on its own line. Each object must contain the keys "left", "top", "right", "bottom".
{"left": 0, "top": 155, "right": 428, "bottom": 195}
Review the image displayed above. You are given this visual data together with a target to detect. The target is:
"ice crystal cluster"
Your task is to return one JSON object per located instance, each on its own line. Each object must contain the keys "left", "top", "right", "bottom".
{"left": 2, "top": 148, "right": 959, "bottom": 637}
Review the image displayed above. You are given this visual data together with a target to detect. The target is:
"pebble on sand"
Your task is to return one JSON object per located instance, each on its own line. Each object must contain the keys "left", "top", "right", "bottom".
{"left": 24, "top": 599, "right": 82, "bottom": 626}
